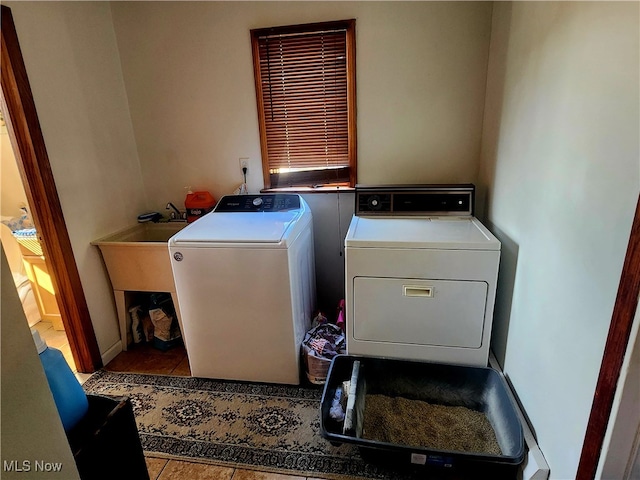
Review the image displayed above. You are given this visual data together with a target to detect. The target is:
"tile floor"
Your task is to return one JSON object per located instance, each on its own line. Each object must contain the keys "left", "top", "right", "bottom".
{"left": 34, "top": 320, "right": 93, "bottom": 383}
{"left": 145, "top": 457, "right": 326, "bottom": 480}
{"left": 33, "top": 320, "right": 74, "bottom": 365}
{"left": 105, "top": 343, "right": 335, "bottom": 480}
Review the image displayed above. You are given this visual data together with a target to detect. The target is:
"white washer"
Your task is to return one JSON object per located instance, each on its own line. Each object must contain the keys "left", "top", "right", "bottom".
{"left": 169, "top": 194, "right": 315, "bottom": 384}
{"left": 345, "top": 185, "right": 500, "bottom": 367}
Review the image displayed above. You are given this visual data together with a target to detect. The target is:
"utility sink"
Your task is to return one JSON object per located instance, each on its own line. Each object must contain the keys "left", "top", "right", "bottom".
{"left": 91, "top": 222, "right": 187, "bottom": 351}
{"left": 91, "top": 222, "right": 186, "bottom": 291}
{"left": 93, "top": 222, "right": 186, "bottom": 244}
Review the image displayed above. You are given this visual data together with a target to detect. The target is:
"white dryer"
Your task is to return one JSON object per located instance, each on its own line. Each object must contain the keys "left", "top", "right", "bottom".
{"left": 169, "top": 194, "right": 315, "bottom": 384}
{"left": 345, "top": 185, "right": 500, "bottom": 367}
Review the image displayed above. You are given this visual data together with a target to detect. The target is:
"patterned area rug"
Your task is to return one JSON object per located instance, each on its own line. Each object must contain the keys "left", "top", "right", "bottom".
{"left": 82, "top": 370, "right": 416, "bottom": 480}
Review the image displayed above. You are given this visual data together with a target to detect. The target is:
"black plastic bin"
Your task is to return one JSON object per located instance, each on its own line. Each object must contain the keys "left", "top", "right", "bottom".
{"left": 320, "top": 355, "right": 525, "bottom": 479}
{"left": 67, "top": 395, "right": 149, "bottom": 480}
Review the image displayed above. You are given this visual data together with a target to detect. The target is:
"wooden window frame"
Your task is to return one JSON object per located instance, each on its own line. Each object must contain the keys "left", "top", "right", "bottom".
{"left": 251, "top": 19, "right": 357, "bottom": 190}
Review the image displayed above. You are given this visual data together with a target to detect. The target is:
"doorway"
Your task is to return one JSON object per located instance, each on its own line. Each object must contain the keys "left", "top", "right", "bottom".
{"left": 1, "top": 5, "right": 101, "bottom": 373}
{"left": 0, "top": 113, "right": 77, "bottom": 370}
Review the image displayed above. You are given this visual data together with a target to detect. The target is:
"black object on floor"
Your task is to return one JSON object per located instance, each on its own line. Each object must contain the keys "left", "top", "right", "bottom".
{"left": 67, "top": 394, "right": 149, "bottom": 480}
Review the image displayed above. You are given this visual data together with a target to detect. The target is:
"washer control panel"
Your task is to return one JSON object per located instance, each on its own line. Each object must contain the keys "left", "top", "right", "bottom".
{"left": 355, "top": 184, "right": 474, "bottom": 216}
{"left": 215, "top": 194, "right": 301, "bottom": 212}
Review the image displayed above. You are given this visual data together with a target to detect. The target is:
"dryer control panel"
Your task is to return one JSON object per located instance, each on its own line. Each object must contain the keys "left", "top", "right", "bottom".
{"left": 215, "top": 194, "right": 301, "bottom": 212}
{"left": 355, "top": 184, "right": 474, "bottom": 216}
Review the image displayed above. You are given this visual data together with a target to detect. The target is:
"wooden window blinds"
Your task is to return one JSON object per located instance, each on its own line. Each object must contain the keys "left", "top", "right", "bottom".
{"left": 251, "top": 20, "right": 356, "bottom": 189}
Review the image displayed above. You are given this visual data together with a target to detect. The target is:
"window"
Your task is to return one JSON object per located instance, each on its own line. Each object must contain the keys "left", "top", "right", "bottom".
{"left": 251, "top": 20, "right": 356, "bottom": 189}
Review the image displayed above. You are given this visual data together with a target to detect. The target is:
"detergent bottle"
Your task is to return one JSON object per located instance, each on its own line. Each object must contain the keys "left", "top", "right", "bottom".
{"left": 32, "top": 329, "right": 89, "bottom": 431}
{"left": 184, "top": 188, "right": 216, "bottom": 223}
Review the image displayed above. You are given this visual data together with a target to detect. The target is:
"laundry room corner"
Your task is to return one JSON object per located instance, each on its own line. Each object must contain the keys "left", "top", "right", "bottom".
{"left": 299, "top": 191, "right": 355, "bottom": 314}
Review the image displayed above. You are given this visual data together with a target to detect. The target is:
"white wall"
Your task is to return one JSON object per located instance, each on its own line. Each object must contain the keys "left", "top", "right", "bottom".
{"left": 1, "top": 247, "right": 80, "bottom": 479}
{"left": 7, "top": 1, "right": 148, "bottom": 361}
{"left": 110, "top": 1, "right": 493, "bottom": 211}
{"left": 478, "top": 2, "right": 640, "bottom": 478}
{"left": 109, "top": 0, "right": 492, "bottom": 314}
{"left": 0, "top": 125, "right": 29, "bottom": 218}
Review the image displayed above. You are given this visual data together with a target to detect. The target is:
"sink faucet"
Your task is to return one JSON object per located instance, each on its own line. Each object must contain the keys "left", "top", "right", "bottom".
{"left": 166, "top": 202, "right": 182, "bottom": 220}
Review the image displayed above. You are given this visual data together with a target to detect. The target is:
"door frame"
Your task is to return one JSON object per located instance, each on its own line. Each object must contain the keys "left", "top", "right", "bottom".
{"left": 577, "top": 194, "right": 640, "bottom": 479}
{"left": 1, "top": 5, "right": 101, "bottom": 372}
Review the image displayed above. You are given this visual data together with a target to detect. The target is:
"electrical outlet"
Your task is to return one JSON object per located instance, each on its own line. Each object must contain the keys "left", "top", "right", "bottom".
{"left": 239, "top": 158, "right": 249, "bottom": 184}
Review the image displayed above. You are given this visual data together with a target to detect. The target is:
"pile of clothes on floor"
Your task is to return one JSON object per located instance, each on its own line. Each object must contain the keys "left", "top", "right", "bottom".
{"left": 301, "top": 300, "right": 346, "bottom": 385}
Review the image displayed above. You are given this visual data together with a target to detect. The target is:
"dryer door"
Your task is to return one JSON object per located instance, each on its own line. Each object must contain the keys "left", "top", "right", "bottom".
{"left": 352, "top": 277, "right": 487, "bottom": 348}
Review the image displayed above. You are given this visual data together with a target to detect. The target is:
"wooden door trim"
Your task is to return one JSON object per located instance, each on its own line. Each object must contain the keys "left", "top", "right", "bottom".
{"left": 577, "top": 193, "right": 640, "bottom": 479}
{"left": 1, "top": 5, "right": 101, "bottom": 372}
